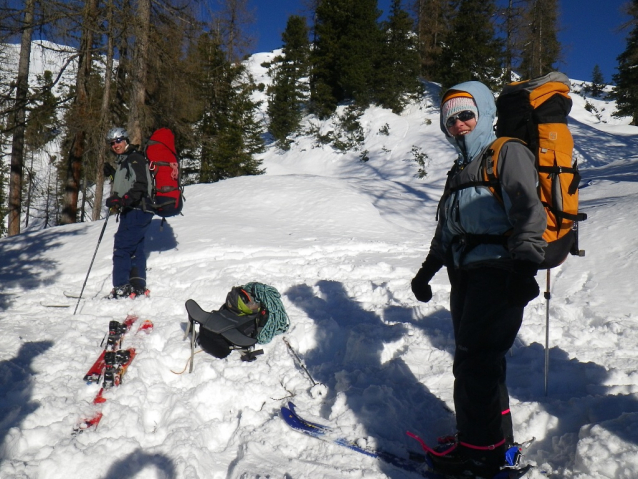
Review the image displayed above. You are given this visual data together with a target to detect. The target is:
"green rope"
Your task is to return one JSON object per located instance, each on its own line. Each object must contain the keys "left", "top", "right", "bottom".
{"left": 243, "top": 282, "right": 290, "bottom": 344}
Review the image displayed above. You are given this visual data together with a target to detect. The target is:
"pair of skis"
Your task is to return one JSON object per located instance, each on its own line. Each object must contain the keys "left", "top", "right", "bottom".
{"left": 280, "top": 402, "right": 534, "bottom": 478}
{"left": 73, "top": 315, "right": 153, "bottom": 435}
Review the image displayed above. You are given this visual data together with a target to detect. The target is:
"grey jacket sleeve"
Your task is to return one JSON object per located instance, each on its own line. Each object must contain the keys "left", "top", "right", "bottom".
{"left": 498, "top": 141, "right": 547, "bottom": 265}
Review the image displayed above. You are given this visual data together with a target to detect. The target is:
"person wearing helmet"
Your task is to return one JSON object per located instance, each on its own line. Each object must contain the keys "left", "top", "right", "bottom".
{"left": 410, "top": 82, "right": 546, "bottom": 477}
{"left": 104, "top": 127, "right": 154, "bottom": 299}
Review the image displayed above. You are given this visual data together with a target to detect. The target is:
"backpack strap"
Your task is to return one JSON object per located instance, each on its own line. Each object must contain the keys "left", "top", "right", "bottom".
{"left": 480, "top": 137, "right": 527, "bottom": 204}
{"left": 443, "top": 138, "right": 523, "bottom": 265}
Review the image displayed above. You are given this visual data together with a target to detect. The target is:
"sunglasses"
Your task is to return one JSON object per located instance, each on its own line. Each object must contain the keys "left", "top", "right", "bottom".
{"left": 109, "top": 138, "right": 125, "bottom": 146}
{"left": 445, "top": 110, "right": 476, "bottom": 128}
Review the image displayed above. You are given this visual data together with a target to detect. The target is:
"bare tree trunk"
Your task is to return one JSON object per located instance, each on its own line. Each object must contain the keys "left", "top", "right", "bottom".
{"left": 8, "top": 0, "right": 35, "bottom": 236}
{"left": 25, "top": 151, "right": 34, "bottom": 228}
{"left": 44, "top": 163, "right": 52, "bottom": 228}
{"left": 93, "top": 0, "right": 115, "bottom": 220}
{"left": 60, "top": 0, "right": 97, "bottom": 224}
{"left": 127, "top": 0, "right": 150, "bottom": 145}
{"left": 80, "top": 171, "right": 87, "bottom": 222}
{"left": 219, "top": 0, "right": 254, "bottom": 64}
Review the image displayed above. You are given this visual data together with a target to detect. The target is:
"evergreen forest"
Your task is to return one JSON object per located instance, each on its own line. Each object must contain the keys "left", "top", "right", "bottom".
{"left": 1, "top": 0, "right": 637, "bottom": 237}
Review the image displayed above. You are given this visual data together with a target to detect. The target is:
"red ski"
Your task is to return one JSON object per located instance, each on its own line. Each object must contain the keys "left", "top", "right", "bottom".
{"left": 73, "top": 319, "right": 153, "bottom": 435}
{"left": 83, "top": 315, "right": 139, "bottom": 383}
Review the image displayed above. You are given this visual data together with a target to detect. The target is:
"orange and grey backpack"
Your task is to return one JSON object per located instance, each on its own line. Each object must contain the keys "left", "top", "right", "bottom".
{"left": 485, "top": 71, "right": 587, "bottom": 269}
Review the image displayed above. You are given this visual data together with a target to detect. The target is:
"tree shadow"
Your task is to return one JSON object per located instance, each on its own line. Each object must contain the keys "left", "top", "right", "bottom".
{"left": 402, "top": 301, "right": 638, "bottom": 471}
{"left": 0, "top": 341, "right": 54, "bottom": 457}
{"left": 0, "top": 227, "right": 84, "bottom": 310}
{"left": 505, "top": 341, "right": 638, "bottom": 469}
{"left": 102, "top": 448, "right": 177, "bottom": 479}
{"left": 286, "top": 280, "right": 454, "bottom": 478}
{"left": 317, "top": 283, "right": 638, "bottom": 473}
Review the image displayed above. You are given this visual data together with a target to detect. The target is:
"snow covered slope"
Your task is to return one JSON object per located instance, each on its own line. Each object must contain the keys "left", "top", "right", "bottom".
{"left": 1, "top": 51, "right": 638, "bottom": 478}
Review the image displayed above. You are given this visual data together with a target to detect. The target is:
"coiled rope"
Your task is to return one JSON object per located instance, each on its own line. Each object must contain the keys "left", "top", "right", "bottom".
{"left": 244, "top": 282, "right": 290, "bottom": 344}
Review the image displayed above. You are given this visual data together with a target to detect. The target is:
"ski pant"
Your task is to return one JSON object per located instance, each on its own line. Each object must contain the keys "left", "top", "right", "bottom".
{"left": 448, "top": 266, "right": 523, "bottom": 450}
{"left": 112, "top": 208, "right": 154, "bottom": 288}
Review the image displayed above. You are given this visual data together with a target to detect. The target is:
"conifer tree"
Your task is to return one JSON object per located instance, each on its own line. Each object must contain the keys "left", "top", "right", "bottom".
{"left": 518, "top": 0, "right": 561, "bottom": 79}
{"left": 436, "top": 0, "right": 504, "bottom": 90}
{"left": 611, "top": 0, "right": 638, "bottom": 125}
{"left": 194, "top": 33, "right": 264, "bottom": 183}
{"left": 310, "top": 0, "right": 383, "bottom": 118}
{"left": 412, "top": 0, "right": 450, "bottom": 81}
{"left": 498, "top": 0, "right": 526, "bottom": 82}
{"left": 267, "top": 15, "right": 311, "bottom": 149}
{"left": 590, "top": 65, "right": 605, "bottom": 98}
{"left": 25, "top": 71, "right": 60, "bottom": 152}
{"left": 376, "top": 0, "right": 422, "bottom": 113}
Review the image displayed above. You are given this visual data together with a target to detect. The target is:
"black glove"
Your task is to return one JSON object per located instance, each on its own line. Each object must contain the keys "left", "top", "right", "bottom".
{"left": 411, "top": 254, "right": 444, "bottom": 303}
{"left": 506, "top": 260, "right": 540, "bottom": 307}
{"left": 105, "top": 194, "right": 120, "bottom": 209}
{"left": 103, "top": 162, "right": 116, "bottom": 180}
{"left": 105, "top": 194, "right": 133, "bottom": 210}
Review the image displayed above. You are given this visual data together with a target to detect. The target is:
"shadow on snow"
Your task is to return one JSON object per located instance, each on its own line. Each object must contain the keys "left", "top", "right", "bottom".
{"left": 286, "top": 280, "right": 454, "bottom": 478}
{"left": 287, "top": 279, "right": 638, "bottom": 474}
{"left": 101, "top": 448, "right": 177, "bottom": 479}
{"left": 0, "top": 227, "right": 85, "bottom": 310}
{"left": 0, "top": 341, "right": 54, "bottom": 458}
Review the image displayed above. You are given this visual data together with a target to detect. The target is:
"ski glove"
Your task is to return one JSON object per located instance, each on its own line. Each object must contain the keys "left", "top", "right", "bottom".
{"left": 506, "top": 260, "right": 540, "bottom": 308}
{"left": 105, "top": 194, "right": 132, "bottom": 209}
{"left": 411, "top": 254, "right": 444, "bottom": 303}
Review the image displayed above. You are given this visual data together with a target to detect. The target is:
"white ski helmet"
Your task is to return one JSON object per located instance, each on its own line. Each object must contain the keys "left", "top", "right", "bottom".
{"left": 105, "top": 127, "right": 129, "bottom": 143}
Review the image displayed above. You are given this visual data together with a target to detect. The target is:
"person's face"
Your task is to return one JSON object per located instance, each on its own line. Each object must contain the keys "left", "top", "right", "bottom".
{"left": 446, "top": 110, "right": 477, "bottom": 137}
{"left": 109, "top": 137, "right": 128, "bottom": 154}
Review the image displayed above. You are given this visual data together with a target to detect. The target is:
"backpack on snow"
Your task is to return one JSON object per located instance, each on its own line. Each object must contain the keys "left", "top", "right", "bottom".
{"left": 184, "top": 283, "right": 290, "bottom": 363}
{"left": 143, "top": 128, "right": 184, "bottom": 218}
{"left": 484, "top": 71, "right": 587, "bottom": 269}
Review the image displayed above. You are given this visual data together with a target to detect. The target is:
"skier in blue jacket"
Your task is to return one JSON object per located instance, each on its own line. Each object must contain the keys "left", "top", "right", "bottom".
{"left": 104, "top": 127, "right": 154, "bottom": 299}
{"left": 411, "top": 82, "right": 546, "bottom": 477}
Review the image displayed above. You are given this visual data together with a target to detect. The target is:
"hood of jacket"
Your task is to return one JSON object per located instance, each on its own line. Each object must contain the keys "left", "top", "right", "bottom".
{"left": 440, "top": 81, "right": 497, "bottom": 163}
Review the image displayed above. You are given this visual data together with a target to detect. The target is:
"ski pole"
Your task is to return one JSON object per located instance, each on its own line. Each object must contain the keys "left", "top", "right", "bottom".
{"left": 283, "top": 337, "right": 317, "bottom": 386}
{"left": 543, "top": 269, "right": 551, "bottom": 396}
{"left": 74, "top": 210, "right": 111, "bottom": 315}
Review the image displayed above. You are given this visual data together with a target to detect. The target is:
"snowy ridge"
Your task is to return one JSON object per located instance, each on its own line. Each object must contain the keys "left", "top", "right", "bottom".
{"left": 1, "top": 50, "right": 638, "bottom": 478}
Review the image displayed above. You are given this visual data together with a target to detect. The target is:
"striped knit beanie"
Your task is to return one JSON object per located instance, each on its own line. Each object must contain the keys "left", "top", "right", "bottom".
{"left": 441, "top": 91, "right": 478, "bottom": 129}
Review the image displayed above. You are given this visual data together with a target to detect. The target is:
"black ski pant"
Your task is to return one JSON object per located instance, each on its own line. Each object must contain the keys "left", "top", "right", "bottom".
{"left": 448, "top": 266, "right": 523, "bottom": 452}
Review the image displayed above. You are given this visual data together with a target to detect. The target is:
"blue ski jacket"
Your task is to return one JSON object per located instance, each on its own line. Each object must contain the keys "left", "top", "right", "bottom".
{"left": 429, "top": 81, "right": 547, "bottom": 269}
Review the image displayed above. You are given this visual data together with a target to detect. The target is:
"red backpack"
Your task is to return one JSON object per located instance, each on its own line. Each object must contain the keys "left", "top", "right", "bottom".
{"left": 145, "top": 128, "right": 184, "bottom": 218}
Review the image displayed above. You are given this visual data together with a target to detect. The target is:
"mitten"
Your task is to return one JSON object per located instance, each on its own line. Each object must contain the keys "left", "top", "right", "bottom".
{"left": 506, "top": 260, "right": 540, "bottom": 307}
{"left": 105, "top": 195, "right": 121, "bottom": 209}
{"left": 411, "top": 254, "right": 444, "bottom": 303}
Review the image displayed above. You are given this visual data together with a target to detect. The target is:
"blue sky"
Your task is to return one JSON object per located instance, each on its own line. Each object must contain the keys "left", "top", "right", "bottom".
{"left": 247, "top": 0, "right": 631, "bottom": 84}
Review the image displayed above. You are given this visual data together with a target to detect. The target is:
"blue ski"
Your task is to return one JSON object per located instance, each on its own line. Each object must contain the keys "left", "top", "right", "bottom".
{"left": 281, "top": 402, "right": 431, "bottom": 475}
{"left": 280, "top": 402, "right": 534, "bottom": 479}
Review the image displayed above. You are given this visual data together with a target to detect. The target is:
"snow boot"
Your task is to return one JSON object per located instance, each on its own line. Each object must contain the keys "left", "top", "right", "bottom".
{"left": 107, "top": 284, "right": 134, "bottom": 299}
{"left": 130, "top": 287, "right": 150, "bottom": 299}
{"left": 426, "top": 437, "right": 504, "bottom": 478}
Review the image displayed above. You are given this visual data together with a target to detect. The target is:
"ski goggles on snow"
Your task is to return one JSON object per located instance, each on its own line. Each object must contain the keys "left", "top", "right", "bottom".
{"left": 445, "top": 110, "right": 476, "bottom": 128}
{"left": 109, "top": 137, "right": 126, "bottom": 146}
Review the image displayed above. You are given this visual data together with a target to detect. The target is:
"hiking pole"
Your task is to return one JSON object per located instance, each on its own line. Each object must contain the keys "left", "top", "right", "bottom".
{"left": 73, "top": 210, "right": 111, "bottom": 315}
{"left": 543, "top": 269, "right": 551, "bottom": 396}
{"left": 283, "top": 337, "right": 317, "bottom": 387}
